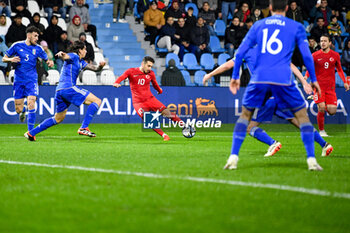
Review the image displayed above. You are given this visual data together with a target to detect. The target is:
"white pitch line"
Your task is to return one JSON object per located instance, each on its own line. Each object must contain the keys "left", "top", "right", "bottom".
{"left": 1, "top": 160, "right": 350, "bottom": 200}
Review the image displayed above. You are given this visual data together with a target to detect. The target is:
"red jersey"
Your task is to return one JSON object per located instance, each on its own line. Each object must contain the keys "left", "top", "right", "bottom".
{"left": 115, "top": 68, "right": 162, "bottom": 103}
{"left": 306, "top": 49, "right": 346, "bottom": 88}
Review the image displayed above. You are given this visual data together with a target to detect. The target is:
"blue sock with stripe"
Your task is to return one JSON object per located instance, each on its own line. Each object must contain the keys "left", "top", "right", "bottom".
{"left": 249, "top": 126, "right": 275, "bottom": 146}
{"left": 231, "top": 118, "right": 249, "bottom": 156}
{"left": 314, "top": 128, "right": 326, "bottom": 148}
{"left": 300, "top": 122, "right": 315, "bottom": 158}
{"left": 81, "top": 102, "right": 99, "bottom": 129}
{"left": 27, "top": 109, "right": 36, "bottom": 131}
{"left": 22, "top": 105, "right": 27, "bottom": 114}
{"left": 30, "top": 117, "right": 57, "bottom": 136}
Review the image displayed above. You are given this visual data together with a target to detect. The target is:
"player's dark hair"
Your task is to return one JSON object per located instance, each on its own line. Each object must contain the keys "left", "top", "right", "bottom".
{"left": 233, "top": 16, "right": 240, "bottom": 21}
{"left": 269, "top": 0, "right": 287, "bottom": 11}
{"left": 330, "top": 15, "right": 337, "bottom": 21}
{"left": 68, "top": 40, "right": 86, "bottom": 54}
{"left": 320, "top": 34, "right": 331, "bottom": 42}
{"left": 316, "top": 17, "right": 324, "bottom": 22}
{"left": 245, "top": 17, "right": 253, "bottom": 23}
{"left": 143, "top": 56, "right": 155, "bottom": 64}
{"left": 26, "top": 26, "right": 41, "bottom": 35}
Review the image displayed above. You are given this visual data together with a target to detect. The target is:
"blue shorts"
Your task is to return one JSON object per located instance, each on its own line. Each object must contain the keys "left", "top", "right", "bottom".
{"left": 252, "top": 97, "right": 295, "bottom": 123}
{"left": 13, "top": 81, "right": 39, "bottom": 99}
{"left": 55, "top": 86, "right": 90, "bottom": 113}
{"left": 243, "top": 82, "right": 306, "bottom": 113}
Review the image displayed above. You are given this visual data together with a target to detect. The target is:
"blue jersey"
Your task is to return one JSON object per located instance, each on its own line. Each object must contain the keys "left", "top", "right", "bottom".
{"left": 6, "top": 41, "right": 48, "bottom": 83}
{"left": 232, "top": 14, "right": 317, "bottom": 85}
{"left": 232, "top": 46, "right": 257, "bottom": 78}
{"left": 56, "top": 53, "right": 88, "bottom": 91}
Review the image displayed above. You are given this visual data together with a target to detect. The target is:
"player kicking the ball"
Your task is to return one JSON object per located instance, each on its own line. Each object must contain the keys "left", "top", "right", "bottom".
{"left": 305, "top": 34, "right": 349, "bottom": 137}
{"left": 203, "top": 47, "right": 333, "bottom": 158}
{"left": 113, "top": 56, "right": 185, "bottom": 141}
{"left": 24, "top": 41, "right": 105, "bottom": 141}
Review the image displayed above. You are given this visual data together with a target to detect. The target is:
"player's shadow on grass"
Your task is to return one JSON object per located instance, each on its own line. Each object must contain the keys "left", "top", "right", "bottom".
{"left": 241, "top": 161, "right": 306, "bottom": 170}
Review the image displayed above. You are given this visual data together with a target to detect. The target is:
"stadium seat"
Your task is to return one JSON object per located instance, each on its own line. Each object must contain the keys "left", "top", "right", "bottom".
{"left": 86, "top": 34, "right": 98, "bottom": 52}
{"left": 22, "top": 17, "right": 30, "bottom": 27}
{"left": 57, "top": 18, "right": 67, "bottom": 31}
{"left": 47, "top": 70, "right": 60, "bottom": 85}
{"left": 28, "top": 0, "right": 41, "bottom": 15}
{"left": 183, "top": 53, "right": 201, "bottom": 70}
{"left": 194, "top": 70, "right": 207, "bottom": 86}
{"left": 218, "top": 53, "right": 231, "bottom": 65}
{"left": 335, "top": 72, "right": 344, "bottom": 87}
{"left": 165, "top": 53, "right": 184, "bottom": 69}
{"left": 0, "top": 71, "right": 6, "bottom": 85}
{"left": 338, "top": 21, "right": 349, "bottom": 37}
{"left": 40, "top": 17, "right": 49, "bottom": 29}
{"left": 209, "top": 36, "right": 225, "bottom": 53}
{"left": 185, "top": 3, "right": 198, "bottom": 17}
{"left": 94, "top": 52, "right": 105, "bottom": 65}
{"left": 334, "top": 40, "right": 342, "bottom": 53}
{"left": 8, "top": 69, "right": 14, "bottom": 83}
{"left": 100, "top": 70, "right": 115, "bottom": 85}
{"left": 76, "top": 77, "right": 83, "bottom": 85}
{"left": 214, "top": 20, "right": 226, "bottom": 37}
{"left": 82, "top": 70, "right": 98, "bottom": 85}
{"left": 200, "top": 53, "right": 215, "bottom": 70}
{"left": 181, "top": 70, "right": 195, "bottom": 86}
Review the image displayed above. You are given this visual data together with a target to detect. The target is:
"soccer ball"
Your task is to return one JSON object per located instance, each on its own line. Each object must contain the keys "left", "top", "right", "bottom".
{"left": 182, "top": 126, "right": 196, "bottom": 138}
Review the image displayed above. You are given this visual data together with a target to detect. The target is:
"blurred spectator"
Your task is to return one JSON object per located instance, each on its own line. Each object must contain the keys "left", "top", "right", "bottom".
{"left": 255, "top": 0, "right": 269, "bottom": 18}
{"left": 5, "top": 14, "right": 26, "bottom": 46}
{"left": 286, "top": 1, "right": 303, "bottom": 23}
{"left": 190, "top": 16, "right": 211, "bottom": 60}
{"left": 185, "top": 7, "right": 196, "bottom": 29}
{"left": 245, "top": 17, "right": 253, "bottom": 29}
{"left": 310, "top": 0, "right": 332, "bottom": 26}
{"left": 341, "top": 38, "right": 350, "bottom": 72}
{"left": 221, "top": 0, "right": 238, "bottom": 25}
{"left": 177, "top": 0, "right": 188, "bottom": 13}
{"left": 161, "top": 59, "right": 185, "bottom": 86}
{"left": 69, "top": 0, "right": 97, "bottom": 43}
{"left": 144, "top": 1, "right": 165, "bottom": 48}
{"left": 67, "top": 14, "right": 84, "bottom": 43}
{"left": 164, "top": 0, "right": 185, "bottom": 23}
{"left": 234, "top": 2, "right": 250, "bottom": 23}
{"left": 0, "top": 0, "right": 11, "bottom": 17}
{"left": 197, "top": 0, "right": 219, "bottom": 13}
{"left": 198, "top": 2, "right": 216, "bottom": 36}
{"left": 56, "top": 31, "right": 71, "bottom": 72}
{"left": 28, "top": 13, "right": 45, "bottom": 41}
{"left": 157, "top": 0, "right": 169, "bottom": 11}
{"left": 0, "top": 14, "right": 10, "bottom": 36}
{"left": 157, "top": 16, "right": 180, "bottom": 54}
{"left": 225, "top": 16, "right": 246, "bottom": 57}
{"left": 327, "top": 15, "right": 342, "bottom": 49}
{"left": 44, "top": 15, "right": 63, "bottom": 54}
{"left": 310, "top": 17, "right": 328, "bottom": 43}
{"left": 10, "top": 0, "right": 32, "bottom": 20}
{"left": 136, "top": 0, "right": 150, "bottom": 22}
{"left": 41, "top": 0, "right": 67, "bottom": 23}
{"left": 79, "top": 32, "right": 94, "bottom": 64}
{"left": 0, "top": 35, "right": 8, "bottom": 75}
{"left": 251, "top": 7, "right": 263, "bottom": 23}
{"left": 339, "top": 0, "right": 350, "bottom": 26}
{"left": 40, "top": 40, "right": 57, "bottom": 70}
{"left": 308, "top": 36, "right": 320, "bottom": 53}
{"left": 175, "top": 17, "right": 193, "bottom": 62}
{"left": 113, "top": 0, "right": 127, "bottom": 23}
{"left": 302, "top": 0, "right": 317, "bottom": 22}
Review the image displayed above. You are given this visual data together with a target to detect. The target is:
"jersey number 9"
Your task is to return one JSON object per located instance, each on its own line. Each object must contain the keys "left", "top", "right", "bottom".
{"left": 261, "top": 29, "right": 283, "bottom": 55}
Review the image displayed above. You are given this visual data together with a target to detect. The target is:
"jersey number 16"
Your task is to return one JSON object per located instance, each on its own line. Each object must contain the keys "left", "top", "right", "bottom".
{"left": 261, "top": 29, "right": 283, "bottom": 55}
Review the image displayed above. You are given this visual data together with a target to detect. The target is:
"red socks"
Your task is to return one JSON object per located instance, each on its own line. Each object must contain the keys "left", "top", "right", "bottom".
{"left": 153, "top": 128, "right": 165, "bottom": 137}
{"left": 317, "top": 111, "right": 325, "bottom": 131}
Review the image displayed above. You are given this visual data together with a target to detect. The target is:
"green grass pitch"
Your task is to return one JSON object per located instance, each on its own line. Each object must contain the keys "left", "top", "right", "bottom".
{"left": 0, "top": 123, "right": 349, "bottom": 233}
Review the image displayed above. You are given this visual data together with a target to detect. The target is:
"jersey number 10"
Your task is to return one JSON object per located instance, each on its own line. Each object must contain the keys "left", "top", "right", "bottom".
{"left": 138, "top": 79, "right": 145, "bottom": 85}
{"left": 261, "top": 29, "right": 283, "bottom": 55}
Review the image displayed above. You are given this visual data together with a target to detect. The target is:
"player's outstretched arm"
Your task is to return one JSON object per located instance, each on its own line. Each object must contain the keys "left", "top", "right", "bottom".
{"left": 203, "top": 59, "right": 234, "bottom": 85}
{"left": 335, "top": 56, "right": 349, "bottom": 91}
{"left": 291, "top": 63, "right": 312, "bottom": 94}
{"left": 229, "top": 78, "right": 240, "bottom": 95}
{"left": 55, "top": 51, "right": 70, "bottom": 60}
{"left": 2, "top": 54, "right": 20, "bottom": 63}
{"left": 85, "top": 61, "right": 106, "bottom": 72}
{"left": 151, "top": 75, "right": 163, "bottom": 94}
{"left": 113, "top": 70, "right": 129, "bottom": 88}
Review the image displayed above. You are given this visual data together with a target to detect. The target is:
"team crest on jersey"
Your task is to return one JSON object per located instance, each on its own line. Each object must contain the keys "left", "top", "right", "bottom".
{"left": 330, "top": 57, "right": 334, "bottom": 62}
{"left": 145, "top": 74, "right": 150, "bottom": 79}
{"left": 32, "top": 49, "right": 36, "bottom": 55}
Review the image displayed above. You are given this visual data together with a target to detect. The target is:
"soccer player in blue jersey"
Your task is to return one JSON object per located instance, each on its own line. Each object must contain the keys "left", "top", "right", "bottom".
{"left": 223, "top": 0, "right": 323, "bottom": 171}
{"left": 203, "top": 48, "right": 333, "bottom": 158}
{"left": 2, "top": 26, "right": 54, "bottom": 131}
{"left": 24, "top": 41, "right": 105, "bottom": 141}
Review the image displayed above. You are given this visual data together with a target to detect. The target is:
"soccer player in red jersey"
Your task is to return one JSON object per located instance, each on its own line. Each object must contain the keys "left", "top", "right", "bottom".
{"left": 305, "top": 34, "right": 349, "bottom": 137}
{"left": 113, "top": 56, "right": 184, "bottom": 141}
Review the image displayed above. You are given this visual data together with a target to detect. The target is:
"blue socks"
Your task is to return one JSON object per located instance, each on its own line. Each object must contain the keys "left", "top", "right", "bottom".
{"left": 30, "top": 117, "right": 57, "bottom": 136}
{"left": 231, "top": 118, "right": 249, "bottom": 155}
{"left": 27, "top": 109, "right": 36, "bottom": 131}
{"left": 22, "top": 105, "right": 27, "bottom": 114}
{"left": 249, "top": 126, "right": 275, "bottom": 146}
{"left": 300, "top": 122, "right": 315, "bottom": 158}
{"left": 314, "top": 128, "right": 327, "bottom": 148}
{"left": 81, "top": 102, "right": 99, "bottom": 129}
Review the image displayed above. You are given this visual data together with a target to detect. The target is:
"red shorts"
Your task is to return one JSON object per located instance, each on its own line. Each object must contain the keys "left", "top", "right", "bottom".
{"left": 314, "top": 88, "right": 337, "bottom": 105}
{"left": 133, "top": 97, "right": 166, "bottom": 117}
